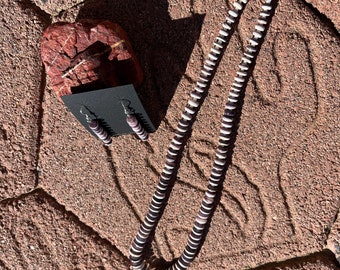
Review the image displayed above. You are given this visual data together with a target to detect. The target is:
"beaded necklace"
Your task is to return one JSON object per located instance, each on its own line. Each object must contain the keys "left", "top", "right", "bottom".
{"left": 130, "top": 1, "right": 277, "bottom": 269}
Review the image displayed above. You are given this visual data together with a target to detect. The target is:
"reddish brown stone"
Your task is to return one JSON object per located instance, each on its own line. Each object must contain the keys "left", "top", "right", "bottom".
{"left": 41, "top": 20, "right": 143, "bottom": 99}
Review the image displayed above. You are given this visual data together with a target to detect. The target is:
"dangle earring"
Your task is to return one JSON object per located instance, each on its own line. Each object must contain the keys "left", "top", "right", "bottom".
{"left": 80, "top": 107, "right": 112, "bottom": 146}
{"left": 121, "top": 101, "right": 149, "bottom": 141}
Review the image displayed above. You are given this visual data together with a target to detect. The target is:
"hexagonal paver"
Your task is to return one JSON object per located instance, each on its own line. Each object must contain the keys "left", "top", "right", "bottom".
{"left": 0, "top": 1, "right": 46, "bottom": 200}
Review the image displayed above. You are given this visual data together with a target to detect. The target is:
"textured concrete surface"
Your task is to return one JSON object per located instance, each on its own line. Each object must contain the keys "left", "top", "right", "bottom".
{"left": 0, "top": 0, "right": 339, "bottom": 269}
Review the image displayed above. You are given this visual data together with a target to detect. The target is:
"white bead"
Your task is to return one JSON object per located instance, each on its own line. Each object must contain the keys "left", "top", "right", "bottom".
{"left": 194, "top": 86, "right": 204, "bottom": 93}
{"left": 238, "top": 64, "right": 249, "bottom": 70}
{"left": 240, "top": 0, "right": 248, "bottom": 3}
{"left": 228, "top": 96, "right": 238, "bottom": 103}
{"left": 219, "top": 29, "right": 229, "bottom": 37}
{"left": 247, "top": 46, "right": 257, "bottom": 53}
{"left": 190, "top": 92, "right": 202, "bottom": 99}
{"left": 233, "top": 82, "right": 243, "bottom": 88}
{"left": 244, "top": 52, "right": 254, "bottom": 58}
{"left": 208, "top": 53, "right": 218, "bottom": 61}
{"left": 222, "top": 121, "right": 233, "bottom": 128}
{"left": 237, "top": 71, "right": 247, "bottom": 76}
{"left": 216, "top": 36, "right": 226, "bottom": 43}
{"left": 258, "top": 19, "right": 267, "bottom": 25}
{"left": 228, "top": 10, "right": 238, "bottom": 18}
{"left": 260, "top": 12, "right": 270, "bottom": 17}
{"left": 172, "top": 139, "right": 182, "bottom": 147}
{"left": 204, "top": 64, "right": 213, "bottom": 71}
{"left": 226, "top": 103, "right": 237, "bottom": 110}
{"left": 181, "top": 112, "right": 192, "bottom": 121}
{"left": 222, "top": 22, "right": 231, "bottom": 30}
{"left": 229, "top": 91, "right": 239, "bottom": 97}
{"left": 170, "top": 142, "right": 181, "bottom": 151}
{"left": 197, "top": 81, "right": 207, "bottom": 88}
{"left": 185, "top": 106, "right": 195, "bottom": 114}
{"left": 211, "top": 170, "right": 222, "bottom": 177}
{"left": 235, "top": 76, "right": 245, "bottom": 82}
{"left": 242, "top": 56, "right": 252, "bottom": 64}
{"left": 188, "top": 99, "right": 199, "bottom": 107}
{"left": 215, "top": 159, "right": 225, "bottom": 166}
{"left": 231, "top": 87, "right": 241, "bottom": 93}
{"left": 205, "top": 59, "right": 216, "bottom": 66}
{"left": 233, "top": 2, "right": 242, "bottom": 10}
{"left": 253, "top": 31, "right": 262, "bottom": 39}
{"left": 220, "top": 128, "right": 232, "bottom": 135}
{"left": 166, "top": 156, "right": 176, "bottom": 163}
{"left": 255, "top": 24, "right": 265, "bottom": 32}
{"left": 216, "top": 152, "right": 227, "bottom": 159}
{"left": 211, "top": 47, "right": 221, "bottom": 54}
{"left": 214, "top": 42, "right": 223, "bottom": 49}
{"left": 177, "top": 126, "right": 187, "bottom": 133}
{"left": 201, "top": 69, "right": 211, "bottom": 76}
{"left": 226, "top": 16, "right": 235, "bottom": 23}
{"left": 199, "top": 76, "right": 209, "bottom": 82}
{"left": 222, "top": 116, "right": 233, "bottom": 122}
{"left": 249, "top": 38, "right": 259, "bottom": 46}
{"left": 262, "top": 4, "right": 272, "bottom": 11}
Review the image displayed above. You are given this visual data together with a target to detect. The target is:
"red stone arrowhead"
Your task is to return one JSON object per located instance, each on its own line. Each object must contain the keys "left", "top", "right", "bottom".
{"left": 41, "top": 20, "right": 143, "bottom": 100}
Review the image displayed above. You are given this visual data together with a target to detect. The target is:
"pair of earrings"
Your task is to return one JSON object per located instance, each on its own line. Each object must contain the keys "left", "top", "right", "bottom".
{"left": 80, "top": 102, "right": 149, "bottom": 146}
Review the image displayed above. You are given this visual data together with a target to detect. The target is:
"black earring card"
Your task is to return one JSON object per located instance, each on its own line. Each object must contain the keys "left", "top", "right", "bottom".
{"left": 61, "top": 84, "right": 156, "bottom": 138}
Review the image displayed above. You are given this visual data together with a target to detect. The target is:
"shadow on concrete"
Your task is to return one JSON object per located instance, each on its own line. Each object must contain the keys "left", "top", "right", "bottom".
{"left": 252, "top": 250, "right": 339, "bottom": 270}
{"left": 77, "top": 0, "right": 204, "bottom": 129}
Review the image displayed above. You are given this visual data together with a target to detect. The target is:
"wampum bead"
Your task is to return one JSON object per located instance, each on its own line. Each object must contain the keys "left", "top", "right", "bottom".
{"left": 222, "top": 22, "right": 231, "bottom": 30}
{"left": 205, "top": 59, "right": 216, "bottom": 66}
{"left": 216, "top": 36, "right": 227, "bottom": 43}
{"left": 249, "top": 38, "right": 259, "bottom": 46}
{"left": 188, "top": 99, "right": 199, "bottom": 107}
{"left": 194, "top": 86, "right": 205, "bottom": 93}
{"left": 213, "top": 42, "right": 223, "bottom": 49}
{"left": 201, "top": 69, "right": 211, "bottom": 77}
{"left": 239, "top": 63, "right": 249, "bottom": 70}
{"left": 181, "top": 112, "right": 192, "bottom": 122}
{"left": 211, "top": 47, "right": 221, "bottom": 54}
{"left": 208, "top": 53, "right": 218, "bottom": 61}
{"left": 233, "top": 81, "right": 243, "bottom": 88}
{"left": 260, "top": 11, "right": 270, "bottom": 17}
{"left": 255, "top": 24, "right": 265, "bottom": 32}
{"left": 185, "top": 106, "right": 196, "bottom": 115}
{"left": 262, "top": 4, "right": 272, "bottom": 11}
{"left": 190, "top": 91, "right": 202, "bottom": 100}
{"left": 253, "top": 31, "right": 262, "bottom": 39}
{"left": 229, "top": 91, "right": 240, "bottom": 98}
{"left": 219, "top": 29, "right": 229, "bottom": 37}
{"left": 242, "top": 56, "right": 252, "bottom": 64}
{"left": 233, "top": 1, "right": 243, "bottom": 10}
{"left": 226, "top": 16, "right": 235, "bottom": 23}
{"left": 258, "top": 19, "right": 267, "bottom": 24}
{"left": 199, "top": 77, "right": 209, "bottom": 84}
{"left": 228, "top": 10, "right": 238, "bottom": 18}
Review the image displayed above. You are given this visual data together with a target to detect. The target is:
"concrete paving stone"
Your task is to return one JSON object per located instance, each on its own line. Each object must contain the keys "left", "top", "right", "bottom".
{"left": 0, "top": 1, "right": 46, "bottom": 200}
{"left": 327, "top": 209, "right": 340, "bottom": 264}
{"left": 4, "top": 0, "right": 339, "bottom": 269}
{"left": 303, "top": 0, "right": 340, "bottom": 32}
{"left": 0, "top": 189, "right": 129, "bottom": 269}
{"left": 31, "top": 0, "right": 85, "bottom": 16}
